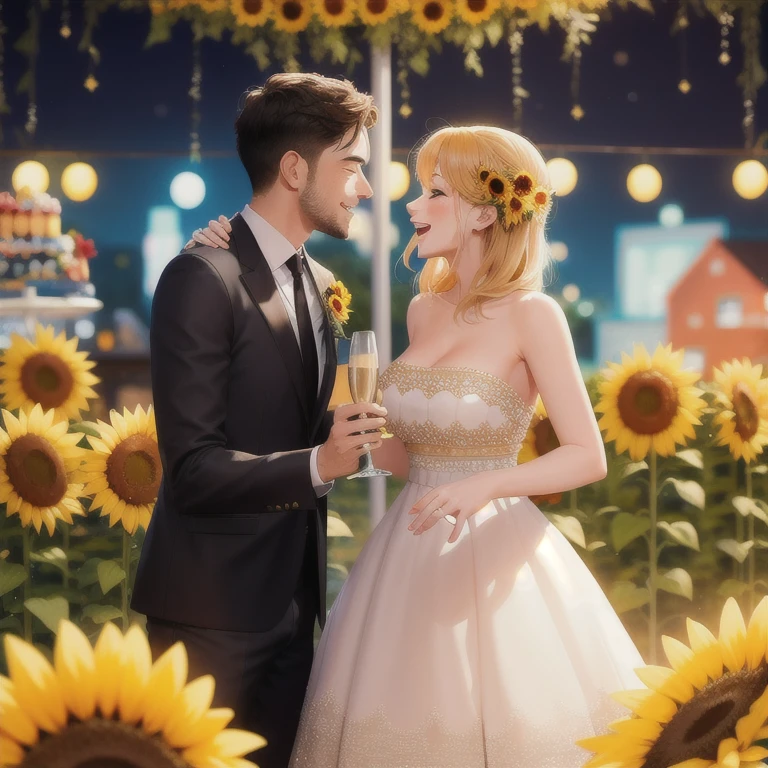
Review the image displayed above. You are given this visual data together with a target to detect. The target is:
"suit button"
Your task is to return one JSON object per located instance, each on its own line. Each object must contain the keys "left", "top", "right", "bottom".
{"left": 266, "top": 505, "right": 274, "bottom": 512}
{"left": 305, "top": 525, "right": 309, "bottom": 533}
{"left": 292, "top": 502, "right": 299, "bottom": 509}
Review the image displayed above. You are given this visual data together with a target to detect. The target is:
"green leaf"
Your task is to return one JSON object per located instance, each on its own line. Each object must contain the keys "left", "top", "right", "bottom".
{"left": 24, "top": 596, "right": 69, "bottom": 633}
{"left": 82, "top": 604, "right": 124, "bottom": 625}
{"left": 30, "top": 546, "right": 68, "bottom": 573}
{"left": 717, "top": 579, "right": 749, "bottom": 599}
{"left": 0, "top": 562, "right": 27, "bottom": 597}
{"left": 484, "top": 18, "right": 504, "bottom": 47}
{"left": 663, "top": 478, "right": 705, "bottom": 510}
{"left": 733, "top": 496, "right": 768, "bottom": 524}
{"left": 77, "top": 557, "right": 103, "bottom": 588}
{"left": 657, "top": 568, "right": 693, "bottom": 600}
{"left": 327, "top": 516, "right": 354, "bottom": 538}
{"left": 751, "top": 464, "right": 767, "bottom": 475}
{"left": 595, "top": 505, "right": 621, "bottom": 516}
{"left": 548, "top": 514, "right": 586, "bottom": 549}
{"left": 675, "top": 449, "right": 703, "bottom": 469}
{"left": 97, "top": 560, "right": 126, "bottom": 595}
{"left": 622, "top": 461, "right": 648, "bottom": 478}
{"left": 587, "top": 540, "right": 606, "bottom": 552}
{"left": 716, "top": 539, "right": 753, "bottom": 564}
{"left": 145, "top": 14, "right": 174, "bottom": 47}
{"left": 69, "top": 421, "right": 102, "bottom": 438}
{"left": 611, "top": 512, "right": 651, "bottom": 553}
{"left": 0, "top": 616, "right": 22, "bottom": 633}
{"left": 610, "top": 581, "right": 650, "bottom": 614}
{"left": 657, "top": 521, "right": 700, "bottom": 551}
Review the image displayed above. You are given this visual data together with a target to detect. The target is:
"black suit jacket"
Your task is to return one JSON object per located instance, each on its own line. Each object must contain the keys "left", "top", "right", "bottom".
{"left": 132, "top": 214, "right": 338, "bottom": 632}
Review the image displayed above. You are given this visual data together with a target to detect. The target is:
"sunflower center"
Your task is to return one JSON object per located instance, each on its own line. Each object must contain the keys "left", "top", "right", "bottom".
{"left": 281, "top": 0, "right": 302, "bottom": 19}
{"left": 533, "top": 417, "right": 560, "bottom": 456}
{"left": 22, "top": 719, "right": 187, "bottom": 768}
{"left": 20, "top": 352, "right": 75, "bottom": 409}
{"left": 366, "top": 0, "right": 387, "bottom": 13}
{"left": 423, "top": 1, "right": 444, "bottom": 21}
{"left": 243, "top": 0, "right": 263, "bottom": 12}
{"left": 324, "top": 0, "right": 345, "bottom": 13}
{"left": 617, "top": 370, "right": 679, "bottom": 435}
{"left": 5, "top": 434, "right": 67, "bottom": 507}
{"left": 106, "top": 434, "right": 161, "bottom": 505}
{"left": 732, "top": 382, "right": 759, "bottom": 441}
{"left": 468, "top": 0, "right": 487, "bottom": 10}
{"left": 642, "top": 664, "right": 768, "bottom": 768}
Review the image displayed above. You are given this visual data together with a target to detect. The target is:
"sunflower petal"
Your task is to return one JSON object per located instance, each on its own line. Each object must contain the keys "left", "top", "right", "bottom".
{"left": 117, "top": 625, "right": 152, "bottom": 724}
{"left": 141, "top": 642, "right": 188, "bottom": 735}
{"left": 94, "top": 622, "right": 124, "bottom": 718}
{"left": 0, "top": 675, "right": 39, "bottom": 746}
{"left": 54, "top": 620, "right": 97, "bottom": 721}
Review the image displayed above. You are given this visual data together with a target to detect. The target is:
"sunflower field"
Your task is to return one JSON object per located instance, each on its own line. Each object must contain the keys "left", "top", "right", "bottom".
{"left": 0, "top": 325, "right": 767, "bottom": 766}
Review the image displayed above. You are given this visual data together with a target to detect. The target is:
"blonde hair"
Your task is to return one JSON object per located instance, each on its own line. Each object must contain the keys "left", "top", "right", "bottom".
{"left": 403, "top": 126, "right": 553, "bottom": 323}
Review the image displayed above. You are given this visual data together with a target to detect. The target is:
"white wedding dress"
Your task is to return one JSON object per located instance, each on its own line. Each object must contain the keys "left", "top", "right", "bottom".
{"left": 289, "top": 359, "right": 645, "bottom": 767}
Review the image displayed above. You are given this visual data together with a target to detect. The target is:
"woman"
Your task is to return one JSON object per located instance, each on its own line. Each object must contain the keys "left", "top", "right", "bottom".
{"left": 190, "top": 125, "right": 644, "bottom": 767}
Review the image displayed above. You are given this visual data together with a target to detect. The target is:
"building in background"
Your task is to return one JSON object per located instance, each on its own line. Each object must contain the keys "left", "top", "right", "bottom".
{"left": 667, "top": 240, "right": 768, "bottom": 377}
{"left": 595, "top": 218, "right": 728, "bottom": 367}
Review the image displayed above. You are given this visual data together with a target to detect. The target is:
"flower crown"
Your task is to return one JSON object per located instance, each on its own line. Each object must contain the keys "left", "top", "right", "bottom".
{"left": 476, "top": 165, "right": 555, "bottom": 231}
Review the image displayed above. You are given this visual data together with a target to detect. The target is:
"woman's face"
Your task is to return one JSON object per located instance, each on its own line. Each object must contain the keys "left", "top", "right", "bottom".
{"left": 405, "top": 170, "right": 472, "bottom": 262}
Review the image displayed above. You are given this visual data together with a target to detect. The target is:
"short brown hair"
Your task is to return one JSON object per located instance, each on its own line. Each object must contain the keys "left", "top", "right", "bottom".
{"left": 235, "top": 73, "right": 378, "bottom": 195}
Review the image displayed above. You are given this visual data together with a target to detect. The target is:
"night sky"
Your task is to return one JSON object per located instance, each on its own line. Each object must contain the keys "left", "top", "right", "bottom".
{"left": 1, "top": 0, "right": 766, "bottom": 316}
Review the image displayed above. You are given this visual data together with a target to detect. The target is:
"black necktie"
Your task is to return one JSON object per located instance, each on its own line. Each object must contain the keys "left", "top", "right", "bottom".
{"left": 286, "top": 249, "right": 319, "bottom": 403}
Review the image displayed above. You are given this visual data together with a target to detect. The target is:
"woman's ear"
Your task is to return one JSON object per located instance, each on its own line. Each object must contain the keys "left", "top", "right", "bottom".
{"left": 472, "top": 204, "right": 497, "bottom": 233}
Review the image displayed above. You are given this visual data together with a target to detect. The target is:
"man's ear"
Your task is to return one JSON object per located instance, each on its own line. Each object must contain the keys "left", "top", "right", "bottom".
{"left": 472, "top": 204, "right": 497, "bottom": 233}
{"left": 280, "top": 150, "right": 309, "bottom": 191}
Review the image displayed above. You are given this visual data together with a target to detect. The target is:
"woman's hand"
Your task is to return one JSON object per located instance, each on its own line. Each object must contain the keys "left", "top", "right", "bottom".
{"left": 184, "top": 215, "right": 233, "bottom": 249}
{"left": 407, "top": 475, "right": 492, "bottom": 544}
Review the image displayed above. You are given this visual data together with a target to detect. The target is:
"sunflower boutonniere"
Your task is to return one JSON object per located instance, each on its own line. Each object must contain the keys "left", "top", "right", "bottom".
{"left": 323, "top": 279, "right": 353, "bottom": 340}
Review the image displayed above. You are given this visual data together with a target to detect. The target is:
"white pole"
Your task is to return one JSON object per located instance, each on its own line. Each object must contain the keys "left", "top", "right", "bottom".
{"left": 369, "top": 43, "right": 392, "bottom": 531}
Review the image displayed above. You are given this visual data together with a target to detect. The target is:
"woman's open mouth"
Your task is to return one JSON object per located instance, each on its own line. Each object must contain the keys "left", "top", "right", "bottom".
{"left": 415, "top": 224, "right": 431, "bottom": 236}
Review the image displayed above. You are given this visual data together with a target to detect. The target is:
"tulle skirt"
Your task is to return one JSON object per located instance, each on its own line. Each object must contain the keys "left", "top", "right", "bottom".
{"left": 289, "top": 465, "right": 645, "bottom": 768}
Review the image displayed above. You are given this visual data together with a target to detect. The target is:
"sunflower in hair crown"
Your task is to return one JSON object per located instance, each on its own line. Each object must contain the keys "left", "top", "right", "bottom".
{"left": 324, "top": 280, "right": 353, "bottom": 340}
{"left": 477, "top": 165, "right": 554, "bottom": 230}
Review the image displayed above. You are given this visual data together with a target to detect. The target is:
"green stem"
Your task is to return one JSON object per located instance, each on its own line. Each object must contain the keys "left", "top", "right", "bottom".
{"left": 62, "top": 525, "right": 70, "bottom": 590}
{"left": 22, "top": 525, "right": 31, "bottom": 642}
{"left": 569, "top": 488, "right": 578, "bottom": 514}
{"left": 747, "top": 463, "right": 755, "bottom": 613}
{"left": 736, "top": 500, "right": 745, "bottom": 583}
{"left": 122, "top": 530, "right": 130, "bottom": 631}
{"left": 649, "top": 447, "right": 658, "bottom": 665}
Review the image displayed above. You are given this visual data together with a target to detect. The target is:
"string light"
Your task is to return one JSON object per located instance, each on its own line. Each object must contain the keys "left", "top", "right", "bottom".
{"left": 509, "top": 21, "right": 527, "bottom": 132}
{"left": 718, "top": 11, "right": 733, "bottom": 66}
{"left": 189, "top": 32, "right": 202, "bottom": 163}
{"left": 60, "top": 0, "right": 71, "bottom": 38}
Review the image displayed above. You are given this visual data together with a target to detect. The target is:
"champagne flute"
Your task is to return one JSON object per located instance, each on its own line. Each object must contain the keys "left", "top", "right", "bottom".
{"left": 346, "top": 331, "right": 391, "bottom": 479}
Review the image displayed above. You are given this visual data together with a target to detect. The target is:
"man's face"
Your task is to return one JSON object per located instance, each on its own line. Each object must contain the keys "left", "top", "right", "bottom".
{"left": 299, "top": 125, "right": 373, "bottom": 239}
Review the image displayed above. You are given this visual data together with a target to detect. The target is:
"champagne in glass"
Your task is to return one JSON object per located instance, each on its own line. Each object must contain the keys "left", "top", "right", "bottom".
{"left": 346, "top": 331, "right": 391, "bottom": 479}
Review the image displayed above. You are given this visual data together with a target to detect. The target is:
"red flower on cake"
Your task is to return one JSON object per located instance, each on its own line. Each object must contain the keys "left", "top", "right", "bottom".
{"left": 74, "top": 233, "right": 97, "bottom": 260}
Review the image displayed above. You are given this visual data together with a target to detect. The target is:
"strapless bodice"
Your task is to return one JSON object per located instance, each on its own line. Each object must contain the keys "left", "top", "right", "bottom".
{"left": 379, "top": 360, "right": 535, "bottom": 479}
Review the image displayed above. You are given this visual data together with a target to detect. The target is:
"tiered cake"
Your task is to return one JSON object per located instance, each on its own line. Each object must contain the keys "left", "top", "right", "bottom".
{"left": 0, "top": 189, "right": 97, "bottom": 296}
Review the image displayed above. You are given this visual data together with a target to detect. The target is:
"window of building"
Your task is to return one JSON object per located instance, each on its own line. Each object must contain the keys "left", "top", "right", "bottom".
{"left": 716, "top": 297, "right": 743, "bottom": 328}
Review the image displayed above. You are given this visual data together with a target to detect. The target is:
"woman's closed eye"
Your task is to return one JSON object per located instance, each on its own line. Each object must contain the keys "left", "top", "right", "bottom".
{"left": 429, "top": 189, "right": 445, "bottom": 198}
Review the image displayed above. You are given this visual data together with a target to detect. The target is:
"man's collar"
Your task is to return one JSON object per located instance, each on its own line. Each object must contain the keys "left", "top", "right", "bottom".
{"left": 240, "top": 205, "right": 302, "bottom": 272}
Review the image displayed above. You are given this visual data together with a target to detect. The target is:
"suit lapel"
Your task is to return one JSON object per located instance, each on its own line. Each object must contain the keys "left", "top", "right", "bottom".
{"left": 303, "top": 255, "right": 338, "bottom": 442}
{"left": 231, "top": 214, "right": 310, "bottom": 427}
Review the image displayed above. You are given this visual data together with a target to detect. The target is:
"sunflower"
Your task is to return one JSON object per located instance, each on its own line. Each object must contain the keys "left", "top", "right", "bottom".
{"left": 231, "top": 0, "right": 272, "bottom": 25}
{"left": 357, "top": 0, "right": 402, "bottom": 25}
{"left": 531, "top": 185, "right": 554, "bottom": 217}
{"left": 273, "top": 0, "right": 311, "bottom": 30}
{"left": 577, "top": 597, "right": 768, "bottom": 768}
{"left": 518, "top": 396, "right": 562, "bottom": 505}
{"left": 712, "top": 358, "right": 768, "bottom": 464}
{"left": 312, "top": 0, "right": 356, "bottom": 26}
{"left": 0, "top": 324, "right": 99, "bottom": 424}
{"left": 0, "top": 620, "right": 266, "bottom": 768}
{"left": 595, "top": 343, "right": 705, "bottom": 461}
{"left": 0, "top": 404, "right": 86, "bottom": 535}
{"left": 504, "top": 195, "right": 525, "bottom": 228}
{"left": 82, "top": 405, "right": 160, "bottom": 535}
{"left": 412, "top": 0, "right": 453, "bottom": 34}
{"left": 456, "top": 0, "right": 500, "bottom": 24}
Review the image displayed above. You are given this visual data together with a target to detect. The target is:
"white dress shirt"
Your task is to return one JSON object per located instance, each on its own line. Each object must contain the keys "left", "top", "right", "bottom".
{"left": 240, "top": 205, "right": 333, "bottom": 497}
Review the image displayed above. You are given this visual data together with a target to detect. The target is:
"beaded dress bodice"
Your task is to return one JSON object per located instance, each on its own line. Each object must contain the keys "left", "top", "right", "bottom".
{"left": 379, "top": 360, "right": 535, "bottom": 477}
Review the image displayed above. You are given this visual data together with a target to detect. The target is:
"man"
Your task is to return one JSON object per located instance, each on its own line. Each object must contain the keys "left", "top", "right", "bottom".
{"left": 132, "top": 73, "right": 386, "bottom": 768}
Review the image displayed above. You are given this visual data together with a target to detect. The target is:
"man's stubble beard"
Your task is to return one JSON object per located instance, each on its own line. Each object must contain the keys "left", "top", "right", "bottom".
{"left": 299, "top": 175, "right": 349, "bottom": 240}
